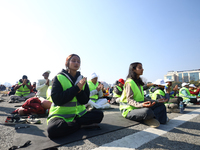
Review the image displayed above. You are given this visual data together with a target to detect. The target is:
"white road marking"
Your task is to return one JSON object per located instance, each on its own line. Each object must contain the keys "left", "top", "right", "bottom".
{"left": 93, "top": 109, "right": 200, "bottom": 150}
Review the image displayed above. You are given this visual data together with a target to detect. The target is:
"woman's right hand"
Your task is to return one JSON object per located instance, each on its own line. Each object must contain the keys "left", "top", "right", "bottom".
{"left": 142, "top": 101, "right": 156, "bottom": 108}
{"left": 77, "top": 77, "right": 87, "bottom": 91}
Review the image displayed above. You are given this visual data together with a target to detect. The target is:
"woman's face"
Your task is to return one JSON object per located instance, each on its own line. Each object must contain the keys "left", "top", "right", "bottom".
{"left": 133, "top": 63, "right": 144, "bottom": 76}
{"left": 68, "top": 56, "right": 80, "bottom": 71}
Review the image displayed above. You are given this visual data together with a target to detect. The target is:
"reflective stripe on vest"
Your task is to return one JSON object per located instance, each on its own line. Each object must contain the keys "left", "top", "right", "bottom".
{"left": 88, "top": 80, "right": 99, "bottom": 102}
{"left": 15, "top": 81, "right": 30, "bottom": 97}
{"left": 47, "top": 74, "right": 87, "bottom": 124}
{"left": 119, "top": 78, "right": 144, "bottom": 118}
{"left": 112, "top": 85, "right": 123, "bottom": 98}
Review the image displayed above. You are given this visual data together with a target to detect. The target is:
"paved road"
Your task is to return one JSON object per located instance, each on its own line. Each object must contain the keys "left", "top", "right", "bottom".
{"left": 0, "top": 95, "right": 200, "bottom": 150}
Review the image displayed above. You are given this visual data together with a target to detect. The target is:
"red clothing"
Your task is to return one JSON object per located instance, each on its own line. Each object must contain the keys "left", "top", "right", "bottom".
{"left": 12, "top": 97, "right": 46, "bottom": 115}
{"left": 189, "top": 89, "right": 200, "bottom": 95}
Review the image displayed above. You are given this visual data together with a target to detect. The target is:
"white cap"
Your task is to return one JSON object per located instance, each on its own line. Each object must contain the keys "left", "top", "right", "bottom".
{"left": 189, "top": 84, "right": 196, "bottom": 88}
{"left": 182, "top": 82, "right": 189, "bottom": 87}
{"left": 165, "top": 79, "right": 173, "bottom": 82}
{"left": 44, "top": 70, "right": 51, "bottom": 74}
{"left": 90, "top": 72, "right": 98, "bottom": 80}
{"left": 153, "top": 79, "right": 167, "bottom": 86}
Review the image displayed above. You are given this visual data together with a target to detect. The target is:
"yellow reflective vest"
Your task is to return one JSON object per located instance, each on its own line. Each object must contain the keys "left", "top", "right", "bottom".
{"left": 15, "top": 81, "right": 30, "bottom": 97}
{"left": 112, "top": 85, "right": 123, "bottom": 98}
{"left": 88, "top": 80, "right": 99, "bottom": 102}
{"left": 179, "top": 87, "right": 192, "bottom": 100}
{"left": 120, "top": 78, "right": 144, "bottom": 118}
{"left": 47, "top": 74, "right": 87, "bottom": 124}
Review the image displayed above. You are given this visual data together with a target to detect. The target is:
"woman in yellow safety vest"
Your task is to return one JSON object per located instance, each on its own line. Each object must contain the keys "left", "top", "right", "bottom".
{"left": 47, "top": 54, "right": 104, "bottom": 139}
{"left": 119, "top": 62, "right": 168, "bottom": 128}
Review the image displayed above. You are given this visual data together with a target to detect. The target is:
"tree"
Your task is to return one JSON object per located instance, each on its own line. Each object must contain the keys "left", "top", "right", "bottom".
{"left": 172, "top": 81, "right": 182, "bottom": 88}
{"left": 189, "top": 80, "right": 200, "bottom": 87}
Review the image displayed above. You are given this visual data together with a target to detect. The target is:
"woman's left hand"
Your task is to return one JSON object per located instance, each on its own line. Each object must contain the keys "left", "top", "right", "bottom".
{"left": 77, "top": 77, "right": 87, "bottom": 92}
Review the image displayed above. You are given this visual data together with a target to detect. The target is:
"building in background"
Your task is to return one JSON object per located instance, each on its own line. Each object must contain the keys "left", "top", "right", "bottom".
{"left": 164, "top": 69, "right": 200, "bottom": 82}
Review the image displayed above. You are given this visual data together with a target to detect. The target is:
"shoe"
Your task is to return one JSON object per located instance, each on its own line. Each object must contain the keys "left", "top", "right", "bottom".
{"left": 14, "top": 100, "right": 20, "bottom": 103}
{"left": 18, "top": 97, "right": 25, "bottom": 101}
{"left": 26, "top": 115, "right": 41, "bottom": 124}
{"left": 143, "top": 118, "right": 160, "bottom": 128}
{"left": 0, "top": 97, "right": 4, "bottom": 102}
{"left": 5, "top": 114, "right": 26, "bottom": 124}
{"left": 8, "top": 99, "right": 14, "bottom": 103}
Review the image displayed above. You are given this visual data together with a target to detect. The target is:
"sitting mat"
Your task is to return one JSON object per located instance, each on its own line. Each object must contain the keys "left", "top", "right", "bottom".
{"left": 13, "top": 111, "right": 138, "bottom": 150}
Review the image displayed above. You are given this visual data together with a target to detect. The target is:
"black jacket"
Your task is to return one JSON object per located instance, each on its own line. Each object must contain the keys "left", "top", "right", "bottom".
{"left": 51, "top": 69, "right": 90, "bottom": 106}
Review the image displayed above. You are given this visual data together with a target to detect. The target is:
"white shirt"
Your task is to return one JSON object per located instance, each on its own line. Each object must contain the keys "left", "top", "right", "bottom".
{"left": 36, "top": 79, "right": 52, "bottom": 98}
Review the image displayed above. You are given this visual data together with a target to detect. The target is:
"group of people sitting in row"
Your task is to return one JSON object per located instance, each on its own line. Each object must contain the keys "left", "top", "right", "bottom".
{"left": 6, "top": 53, "right": 200, "bottom": 139}
{"left": 110, "top": 78, "right": 200, "bottom": 112}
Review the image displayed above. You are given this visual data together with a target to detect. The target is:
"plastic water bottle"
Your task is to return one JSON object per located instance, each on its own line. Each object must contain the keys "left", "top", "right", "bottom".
{"left": 179, "top": 101, "right": 184, "bottom": 113}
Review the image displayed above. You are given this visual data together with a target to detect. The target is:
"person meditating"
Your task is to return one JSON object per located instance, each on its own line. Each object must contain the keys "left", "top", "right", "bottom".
{"left": 47, "top": 54, "right": 104, "bottom": 139}
{"left": 119, "top": 62, "right": 168, "bottom": 128}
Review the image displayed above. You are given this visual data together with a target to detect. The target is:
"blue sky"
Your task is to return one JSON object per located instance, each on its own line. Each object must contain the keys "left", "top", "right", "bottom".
{"left": 0, "top": 0, "right": 200, "bottom": 85}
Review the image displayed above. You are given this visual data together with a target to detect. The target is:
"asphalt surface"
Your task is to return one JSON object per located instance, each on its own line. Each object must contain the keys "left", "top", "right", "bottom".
{"left": 0, "top": 95, "right": 200, "bottom": 150}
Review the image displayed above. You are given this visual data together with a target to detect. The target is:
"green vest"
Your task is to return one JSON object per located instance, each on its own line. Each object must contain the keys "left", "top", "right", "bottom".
{"left": 47, "top": 74, "right": 87, "bottom": 124}
{"left": 112, "top": 85, "right": 123, "bottom": 98}
{"left": 88, "top": 80, "right": 99, "bottom": 102}
{"left": 119, "top": 78, "right": 144, "bottom": 118}
{"left": 46, "top": 86, "right": 52, "bottom": 102}
{"left": 179, "top": 87, "right": 191, "bottom": 100}
{"left": 15, "top": 81, "right": 30, "bottom": 97}
{"left": 151, "top": 89, "right": 165, "bottom": 100}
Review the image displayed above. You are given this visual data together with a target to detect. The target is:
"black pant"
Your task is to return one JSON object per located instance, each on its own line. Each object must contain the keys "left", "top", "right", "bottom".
{"left": 126, "top": 103, "right": 167, "bottom": 124}
{"left": 47, "top": 110, "right": 104, "bottom": 139}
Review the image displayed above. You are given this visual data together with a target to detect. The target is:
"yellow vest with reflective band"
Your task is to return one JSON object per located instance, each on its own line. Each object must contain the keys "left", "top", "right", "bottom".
{"left": 88, "top": 80, "right": 99, "bottom": 102}
{"left": 119, "top": 78, "right": 144, "bottom": 118}
{"left": 46, "top": 86, "right": 52, "bottom": 102}
{"left": 151, "top": 89, "right": 172, "bottom": 104}
{"left": 179, "top": 87, "right": 192, "bottom": 100}
{"left": 15, "top": 81, "right": 30, "bottom": 97}
{"left": 151, "top": 89, "right": 165, "bottom": 100}
{"left": 112, "top": 85, "right": 123, "bottom": 98}
{"left": 47, "top": 74, "right": 87, "bottom": 124}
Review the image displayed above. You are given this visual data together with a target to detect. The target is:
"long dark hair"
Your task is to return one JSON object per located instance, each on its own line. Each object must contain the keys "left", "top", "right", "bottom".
{"left": 126, "top": 62, "right": 144, "bottom": 86}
